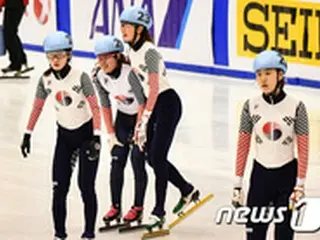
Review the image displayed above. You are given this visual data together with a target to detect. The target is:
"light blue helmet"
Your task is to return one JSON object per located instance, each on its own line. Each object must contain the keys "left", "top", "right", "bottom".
{"left": 120, "top": 6, "right": 152, "bottom": 30}
{"left": 253, "top": 50, "right": 287, "bottom": 73}
{"left": 94, "top": 35, "right": 124, "bottom": 56}
{"left": 43, "top": 31, "right": 73, "bottom": 52}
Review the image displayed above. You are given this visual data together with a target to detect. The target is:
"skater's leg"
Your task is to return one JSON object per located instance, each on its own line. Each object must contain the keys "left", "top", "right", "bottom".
{"left": 109, "top": 144, "right": 130, "bottom": 208}
{"left": 78, "top": 139, "right": 100, "bottom": 238}
{"left": 109, "top": 112, "right": 132, "bottom": 209}
{"left": 103, "top": 112, "right": 133, "bottom": 224}
{"left": 145, "top": 91, "right": 191, "bottom": 196}
{"left": 130, "top": 145, "right": 147, "bottom": 207}
{"left": 147, "top": 123, "right": 173, "bottom": 217}
{"left": 274, "top": 160, "right": 297, "bottom": 240}
{"left": 246, "top": 160, "right": 274, "bottom": 240}
{"left": 3, "top": 6, "right": 26, "bottom": 70}
{"left": 148, "top": 90, "right": 182, "bottom": 217}
{"left": 167, "top": 160, "right": 193, "bottom": 196}
{"left": 52, "top": 134, "right": 73, "bottom": 239}
{"left": 122, "top": 146, "right": 147, "bottom": 222}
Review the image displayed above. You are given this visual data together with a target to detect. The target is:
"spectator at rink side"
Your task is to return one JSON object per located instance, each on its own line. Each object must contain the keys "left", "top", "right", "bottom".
{"left": 0, "top": 0, "right": 30, "bottom": 74}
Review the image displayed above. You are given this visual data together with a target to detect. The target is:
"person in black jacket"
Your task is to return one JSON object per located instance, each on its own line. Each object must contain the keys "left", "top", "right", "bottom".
{"left": 1, "top": 0, "right": 29, "bottom": 73}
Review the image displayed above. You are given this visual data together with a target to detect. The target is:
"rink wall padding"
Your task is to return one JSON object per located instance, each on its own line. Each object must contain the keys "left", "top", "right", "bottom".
{"left": 56, "top": 0, "right": 71, "bottom": 34}
{"left": 20, "top": 0, "right": 320, "bottom": 89}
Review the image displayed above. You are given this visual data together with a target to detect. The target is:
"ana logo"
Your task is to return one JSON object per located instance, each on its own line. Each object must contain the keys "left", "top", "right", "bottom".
{"left": 262, "top": 122, "right": 282, "bottom": 141}
{"left": 34, "top": 0, "right": 51, "bottom": 25}
{"left": 55, "top": 91, "right": 72, "bottom": 106}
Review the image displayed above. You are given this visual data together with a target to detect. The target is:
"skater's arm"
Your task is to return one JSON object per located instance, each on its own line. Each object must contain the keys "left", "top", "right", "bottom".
{"left": 102, "top": 106, "right": 115, "bottom": 134}
{"left": 234, "top": 100, "right": 253, "bottom": 188}
{"left": 81, "top": 72, "right": 101, "bottom": 135}
{"left": 26, "top": 77, "right": 48, "bottom": 133}
{"left": 143, "top": 48, "right": 161, "bottom": 114}
{"left": 294, "top": 101, "right": 309, "bottom": 187}
{"left": 128, "top": 69, "right": 146, "bottom": 124}
{"left": 92, "top": 72, "right": 114, "bottom": 134}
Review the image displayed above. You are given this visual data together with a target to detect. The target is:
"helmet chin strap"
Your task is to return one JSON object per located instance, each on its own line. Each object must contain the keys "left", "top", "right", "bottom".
{"left": 127, "top": 26, "right": 139, "bottom": 47}
{"left": 266, "top": 71, "right": 284, "bottom": 98}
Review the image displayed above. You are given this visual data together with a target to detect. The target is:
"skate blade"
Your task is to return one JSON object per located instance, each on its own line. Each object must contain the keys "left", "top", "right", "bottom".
{"left": 16, "top": 66, "right": 34, "bottom": 75}
{"left": 98, "top": 222, "right": 127, "bottom": 232}
{"left": 119, "top": 223, "right": 147, "bottom": 233}
{"left": 0, "top": 75, "right": 30, "bottom": 79}
{"left": 141, "top": 229, "right": 170, "bottom": 239}
{"left": 169, "top": 193, "right": 214, "bottom": 229}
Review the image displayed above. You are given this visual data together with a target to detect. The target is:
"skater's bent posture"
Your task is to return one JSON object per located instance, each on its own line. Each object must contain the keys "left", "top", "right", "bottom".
{"left": 20, "top": 31, "right": 101, "bottom": 240}
{"left": 92, "top": 35, "right": 148, "bottom": 225}
{"left": 232, "top": 50, "right": 309, "bottom": 240}
{"left": 120, "top": 6, "right": 199, "bottom": 230}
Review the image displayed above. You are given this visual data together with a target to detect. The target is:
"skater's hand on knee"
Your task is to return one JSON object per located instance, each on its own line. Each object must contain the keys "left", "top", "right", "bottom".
{"left": 134, "top": 112, "right": 150, "bottom": 151}
{"left": 107, "top": 132, "right": 123, "bottom": 151}
{"left": 20, "top": 133, "right": 31, "bottom": 158}
{"left": 134, "top": 124, "right": 147, "bottom": 151}
{"left": 289, "top": 185, "right": 305, "bottom": 210}
{"left": 232, "top": 187, "right": 244, "bottom": 208}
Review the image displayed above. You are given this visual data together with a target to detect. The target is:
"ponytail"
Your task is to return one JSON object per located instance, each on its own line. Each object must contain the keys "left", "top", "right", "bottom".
{"left": 118, "top": 53, "right": 131, "bottom": 65}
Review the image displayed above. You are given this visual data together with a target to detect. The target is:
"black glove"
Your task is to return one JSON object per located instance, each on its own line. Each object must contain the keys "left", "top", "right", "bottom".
{"left": 86, "top": 135, "right": 101, "bottom": 161}
{"left": 20, "top": 133, "right": 31, "bottom": 158}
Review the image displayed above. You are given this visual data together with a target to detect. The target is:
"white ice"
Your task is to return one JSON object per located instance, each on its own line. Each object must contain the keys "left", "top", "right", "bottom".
{"left": 0, "top": 51, "right": 319, "bottom": 240}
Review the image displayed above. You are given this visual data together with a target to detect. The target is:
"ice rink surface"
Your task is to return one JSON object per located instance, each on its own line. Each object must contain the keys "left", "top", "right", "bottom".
{"left": 0, "top": 51, "right": 320, "bottom": 239}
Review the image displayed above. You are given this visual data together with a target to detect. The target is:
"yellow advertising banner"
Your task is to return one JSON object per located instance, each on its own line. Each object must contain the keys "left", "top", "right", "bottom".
{"left": 237, "top": 0, "right": 320, "bottom": 65}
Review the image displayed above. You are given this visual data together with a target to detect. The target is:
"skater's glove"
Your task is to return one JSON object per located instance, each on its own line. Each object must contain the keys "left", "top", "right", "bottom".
{"left": 20, "top": 133, "right": 31, "bottom": 158}
{"left": 107, "top": 132, "right": 123, "bottom": 151}
{"left": 86, "top": 135, "right": 101, "bottom": 161}
{"left": 289, "top": 185, "right": 305, "bottom": 210}
{"left": 232, "top": 187, "right": 244, "bottom": 208}
{"left": 134, "top": 111, "right": 151, "bottom": 151}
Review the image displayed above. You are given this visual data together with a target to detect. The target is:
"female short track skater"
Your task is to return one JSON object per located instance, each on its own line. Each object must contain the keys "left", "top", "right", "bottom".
{"left": 232, "top": 50, "right": 309, "bottom": 240}
{"left": 20, "top": 31, "right": 101, "bottom": 240}
{"left": 119, "top": 6, "right": 199, "bottom": 230}
{"left": 92, "top": 35, "right": 148, "bottom": 225}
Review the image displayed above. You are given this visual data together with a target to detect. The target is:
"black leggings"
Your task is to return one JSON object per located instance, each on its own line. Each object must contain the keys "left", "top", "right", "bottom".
{"left": 246, "top": 159, "right": 297, "bottom": 240}
{"left": 110, "top": 111, "right": 147, "bottom": 209}
{"left": 52, "top": 120, "right": 99, "bottom": 238}
{"left": 3, "top": 6, "right": 27, "bottom": 69}
{"left": 146, "top": 89, "right": 193, "bottom": 217}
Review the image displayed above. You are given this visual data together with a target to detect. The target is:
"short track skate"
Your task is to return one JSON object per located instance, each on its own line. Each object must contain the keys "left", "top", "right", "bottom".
{"left": 140, "top": 193, "right": 214, "bottom": 239}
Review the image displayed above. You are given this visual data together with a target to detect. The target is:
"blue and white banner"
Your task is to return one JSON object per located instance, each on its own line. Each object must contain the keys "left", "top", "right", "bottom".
{"left": 70, "top": 0, "right": 215, "bottom": 67}
{"left": 19, "top": 0, "right": 320, "bottom": 88}
{"left": 19, "top": 0, "right": 56, "bottom": 47}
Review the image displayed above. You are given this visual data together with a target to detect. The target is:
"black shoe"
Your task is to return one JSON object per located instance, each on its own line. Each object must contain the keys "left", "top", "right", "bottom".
{"left": 2, "top": 65, "right": 21, "bottom": 73}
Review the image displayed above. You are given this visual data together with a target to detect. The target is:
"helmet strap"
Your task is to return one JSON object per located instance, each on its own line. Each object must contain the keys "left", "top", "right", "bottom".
{"left": 127, "top": 25, "right": 139, "bottom": 47}
{"left": 268, "top": 70, "right": 284, "bottom": 98}
{"left": 128, "top": 25, "right": 146, "bottom": 51}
